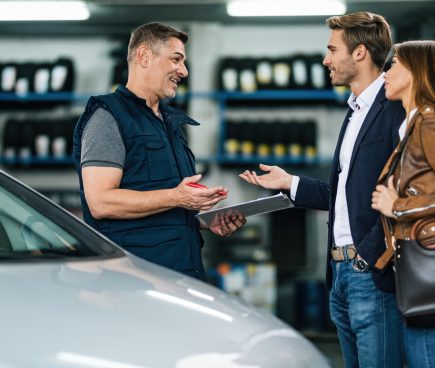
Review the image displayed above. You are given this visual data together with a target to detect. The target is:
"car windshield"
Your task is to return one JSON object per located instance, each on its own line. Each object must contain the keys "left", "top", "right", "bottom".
{"left": 0, "top": 172, "right": 124, "bottom": 261}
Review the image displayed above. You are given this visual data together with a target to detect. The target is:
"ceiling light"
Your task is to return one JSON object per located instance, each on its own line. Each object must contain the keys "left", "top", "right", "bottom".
{"left": 227, "top": 0, "right": 346, "bottom": 17}
{"left": 0, "top": 1, "right": 90, "bottom": 21}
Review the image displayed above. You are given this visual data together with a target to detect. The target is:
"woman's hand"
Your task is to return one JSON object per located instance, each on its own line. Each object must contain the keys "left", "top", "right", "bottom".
{"left": 372, "top": 176, "right": 398, "bottom": 218}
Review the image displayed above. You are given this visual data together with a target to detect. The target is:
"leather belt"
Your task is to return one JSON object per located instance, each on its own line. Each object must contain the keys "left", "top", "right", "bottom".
{"left": 331, "top": 244, "right": 357, "bottom": 261}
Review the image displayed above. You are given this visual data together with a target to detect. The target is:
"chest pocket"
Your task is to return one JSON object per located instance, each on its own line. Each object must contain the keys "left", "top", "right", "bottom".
{"left": 144, "top": 139, "right": 175, "bottom": 181}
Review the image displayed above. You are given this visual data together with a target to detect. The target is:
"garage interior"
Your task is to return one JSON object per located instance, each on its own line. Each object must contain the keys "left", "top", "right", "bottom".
{"left": 0, "top": 1, "right": 434, "bottom": 366}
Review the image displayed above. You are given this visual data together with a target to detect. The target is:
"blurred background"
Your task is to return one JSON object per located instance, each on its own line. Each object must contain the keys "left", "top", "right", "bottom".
{"left": 1, "top": 1, "right": 434, "bottom": 365}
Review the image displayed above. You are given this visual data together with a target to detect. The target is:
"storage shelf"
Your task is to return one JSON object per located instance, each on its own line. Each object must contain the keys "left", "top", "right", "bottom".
{"left": 0, "top": 89, "right": 349, "bottom": 103}
{"left": 170, "top": 89, "right": 349, "bottom": 102}
{"left": 1, "top": 156, "right": 74, "bottom": 166}
{"left": 0, "top": 92, "right": 90, "bottom": 102}
{"left": 1, "top": 89, "right": 341, "bottom": 169}
{"left": 215, "top": 89, "right": 347, "bottom": 101}
{"left": 217, "top": 154, "right": 330, "bottom": 166}
{"left": 2, "top": 154, "right": 332, "bottom": 167}
{"left": 196, "top": 154, "right": 331, "bottom": 167}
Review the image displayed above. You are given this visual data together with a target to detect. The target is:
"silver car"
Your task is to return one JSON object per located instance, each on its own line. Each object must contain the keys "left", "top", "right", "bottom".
{"left": 0, "top": 170, "right": 330, "bottom": 368}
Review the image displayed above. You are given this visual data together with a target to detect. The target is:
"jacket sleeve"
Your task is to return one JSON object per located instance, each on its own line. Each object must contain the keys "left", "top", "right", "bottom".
{"left": 394, "top": 195, "right": 435, "bottom": 221}
{"left": 294, "top": 175, "right": 329, "bottom": 211}
{"left": 393, "top": 114, "right": 435, "bottom": 221}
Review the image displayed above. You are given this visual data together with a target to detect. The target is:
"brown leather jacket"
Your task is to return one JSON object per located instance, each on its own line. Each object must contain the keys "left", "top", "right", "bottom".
{"left": 375, "top": 106, "right": 435, "bottom": 269}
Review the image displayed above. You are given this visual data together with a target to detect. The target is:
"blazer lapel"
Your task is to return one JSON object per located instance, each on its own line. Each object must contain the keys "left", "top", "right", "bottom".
{"left": 348, "top": 88, "right": 386, "bottom": 174}
{"left": 329, "top": 107, "right": 353, "bottom": 187}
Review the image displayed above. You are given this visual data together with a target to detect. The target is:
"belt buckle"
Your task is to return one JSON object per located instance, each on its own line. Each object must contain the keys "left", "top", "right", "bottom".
{"left": 331, "top": 246, "right": 343, "bottom": 261}
{"left": 346, "top": 244, "right": 356, "bottom": 260}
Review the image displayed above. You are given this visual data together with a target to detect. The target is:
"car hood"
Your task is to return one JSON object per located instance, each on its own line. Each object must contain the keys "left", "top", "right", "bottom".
{"left": 0, "top": 254, "right": 329, "bottom": 368}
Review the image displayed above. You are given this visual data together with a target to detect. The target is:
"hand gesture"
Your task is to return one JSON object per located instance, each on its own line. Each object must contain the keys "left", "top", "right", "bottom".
{"left": 239, "top": 164, "right": 292, "bottom": 190}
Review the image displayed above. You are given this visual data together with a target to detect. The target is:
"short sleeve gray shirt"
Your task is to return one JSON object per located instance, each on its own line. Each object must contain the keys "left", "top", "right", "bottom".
{"left": 80, "top": 108, "right": 125, "bottom": 169}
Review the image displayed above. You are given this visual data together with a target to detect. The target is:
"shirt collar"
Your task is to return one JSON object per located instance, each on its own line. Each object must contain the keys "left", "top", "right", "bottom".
{"left": 116, "top": 84, "right": 147, "bottom": 103}
{"left": 347, "top": 72, "right": 385, "bottom": 111}
{"left": 409, "top": 108, "right": 418, "bottom": 120}
{"left": 115, "top": 85, "right": 200, "bottom": 127}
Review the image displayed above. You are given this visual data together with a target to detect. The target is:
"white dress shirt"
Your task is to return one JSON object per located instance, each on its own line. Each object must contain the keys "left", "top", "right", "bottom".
{"left": 291, "top": 73, "right": 386, "bottom": 247}
{"left": 398, "top": 108, "right": 417, "bottom": 141}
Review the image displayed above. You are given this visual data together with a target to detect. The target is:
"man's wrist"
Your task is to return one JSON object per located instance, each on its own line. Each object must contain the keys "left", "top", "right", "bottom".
{"left": 168, "top": 187, "right": 181, "bottom": 208}
{"left": 287, "top": 174, "right": 293, "bottom": 189}
{"left": 353, "top": 255, "right": 370, "bottom": 272}
{"left": 290, "top": 175, "right": 300, "bottom": 201}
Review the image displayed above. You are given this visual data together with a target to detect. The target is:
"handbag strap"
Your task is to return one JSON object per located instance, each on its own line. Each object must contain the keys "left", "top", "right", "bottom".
{"left": 375, "top": 216, "right": 397, "bottom": 270}
{"left": 384, "top": 116, "right": 417, "bottom": 230}
{"left": 374, "top": 113, "right": 417, "bottom": 270}
{"left": 383, "top": 120, "right": 415, "bottom": 233}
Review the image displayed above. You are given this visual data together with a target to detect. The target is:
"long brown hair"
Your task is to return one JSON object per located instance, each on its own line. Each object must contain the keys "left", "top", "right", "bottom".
{"left": 394, "top": 40, "right": 435, "bottom": 108}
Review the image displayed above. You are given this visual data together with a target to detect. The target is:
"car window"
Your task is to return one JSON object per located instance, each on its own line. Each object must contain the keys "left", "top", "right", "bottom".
{"left": 0, "top": 174, "right": 124, "bottom": 261}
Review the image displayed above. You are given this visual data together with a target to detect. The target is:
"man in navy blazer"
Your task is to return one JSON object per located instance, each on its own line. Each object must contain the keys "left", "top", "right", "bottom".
{"left": 240, "top": 12, "right": 405, "bottom": 367}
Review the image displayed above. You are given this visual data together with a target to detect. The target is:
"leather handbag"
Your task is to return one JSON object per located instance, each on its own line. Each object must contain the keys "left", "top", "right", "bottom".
{"left": 395, "top": 217, "right": 435, "bottom": 327}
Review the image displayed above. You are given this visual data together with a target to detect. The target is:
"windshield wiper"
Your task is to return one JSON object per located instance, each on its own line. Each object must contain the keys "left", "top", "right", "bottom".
{"left": 0, "top": 248, "right": 78, "bottom": 260}
{"left": 0, "top": 251, "right": 33, "bottom": 260}
{"left": 40, "top": 248, "right": 78, "bottom": 257}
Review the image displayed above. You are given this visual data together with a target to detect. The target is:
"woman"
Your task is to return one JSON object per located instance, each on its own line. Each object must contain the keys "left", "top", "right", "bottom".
{"left": 371, "top": 40, "right": 435, "bottom": 368}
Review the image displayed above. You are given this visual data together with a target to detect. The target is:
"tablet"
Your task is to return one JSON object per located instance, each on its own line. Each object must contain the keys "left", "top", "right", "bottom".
{"left": 196, "top": 192, "right": 293, "bottom": 227}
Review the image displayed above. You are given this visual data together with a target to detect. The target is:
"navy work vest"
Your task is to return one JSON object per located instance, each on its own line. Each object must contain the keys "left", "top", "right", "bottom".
{"left": 73, "top": 85, "right": 205, "bottom": 279}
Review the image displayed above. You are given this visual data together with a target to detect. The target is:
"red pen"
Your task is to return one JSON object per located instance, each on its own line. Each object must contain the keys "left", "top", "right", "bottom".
{"left": 186, "top": 182, "right": 227, "bottom": 196}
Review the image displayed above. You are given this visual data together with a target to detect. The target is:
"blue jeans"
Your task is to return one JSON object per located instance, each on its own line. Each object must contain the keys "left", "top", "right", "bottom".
{"left": 329, "top": 260, "right": 403, "bottom": 368}
{"left": 404, "top": 325, "right": 435, "bottom": 368}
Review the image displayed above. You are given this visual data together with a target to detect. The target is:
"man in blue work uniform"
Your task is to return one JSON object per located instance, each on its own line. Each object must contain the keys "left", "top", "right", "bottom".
{"left": 73, "top": 22, "right": 245, "bottom": 280}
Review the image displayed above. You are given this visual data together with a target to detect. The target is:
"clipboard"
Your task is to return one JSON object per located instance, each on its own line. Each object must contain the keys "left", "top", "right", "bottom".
{"left": 196, "top": 192, "right": 294, "bottom": 227}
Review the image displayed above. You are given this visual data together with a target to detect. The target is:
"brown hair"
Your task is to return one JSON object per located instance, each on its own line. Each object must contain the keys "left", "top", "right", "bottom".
{"left": 394, "top": 40, "right": 435, "bottom": 108}
{"left": 127, "top": 22, "right": 188, "bottom": 63}
{"left": 326, "top": 12, "right": 392, "bottom": 69}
